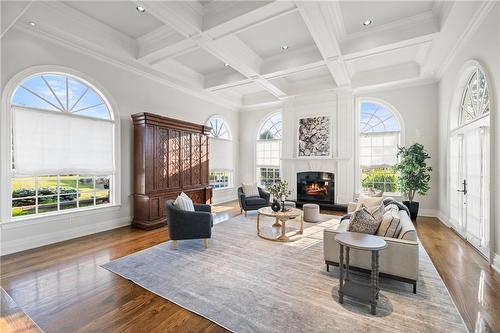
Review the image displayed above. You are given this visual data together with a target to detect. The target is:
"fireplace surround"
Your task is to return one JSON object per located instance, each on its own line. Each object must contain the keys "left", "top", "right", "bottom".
{"left": 296, "top": 172, "right": 335, "bottom": 205}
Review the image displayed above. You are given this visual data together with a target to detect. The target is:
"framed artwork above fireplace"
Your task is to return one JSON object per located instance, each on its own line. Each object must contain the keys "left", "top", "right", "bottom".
{"left": 297, "top": 116, "right": 331, "bottom": 158}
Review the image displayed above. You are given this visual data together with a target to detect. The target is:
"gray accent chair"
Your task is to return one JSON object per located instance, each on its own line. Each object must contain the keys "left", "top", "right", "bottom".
{"left": 165, "top": 200, "right": 213, "bottom": 249}
{"left": 237, "top": 186, "right": 270, "bottom": 216}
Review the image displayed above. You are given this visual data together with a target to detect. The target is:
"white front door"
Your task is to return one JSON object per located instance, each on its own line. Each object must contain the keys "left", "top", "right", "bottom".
{"left": 450, "top": 124, "right": 490, "bottom": 258}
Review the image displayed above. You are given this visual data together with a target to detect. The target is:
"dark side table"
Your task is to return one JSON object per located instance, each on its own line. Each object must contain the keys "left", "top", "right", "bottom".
{"left": 335, "top": 232, "right": 388, "bottom": 315}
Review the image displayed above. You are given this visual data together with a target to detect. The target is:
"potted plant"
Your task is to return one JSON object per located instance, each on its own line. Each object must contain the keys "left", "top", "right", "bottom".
{"left": 268, "top": 180, "right": 292, "bottom": 212}
{"left": 395, "top": 143, "right": 432, "bottom": 220}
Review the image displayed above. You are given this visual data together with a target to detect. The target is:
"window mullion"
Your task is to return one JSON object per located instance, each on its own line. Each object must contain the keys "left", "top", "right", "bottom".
{"left": 57, "top": 175, "right": 60, "bottom": 211}
{"left": 76, "top": 175, "right": 80, "bottom": 209}
{"left": 35, "top": 176, "right": 39, "bottom": 214}
{"left": 93, "top": 176, "right": 97, "bottom": 206}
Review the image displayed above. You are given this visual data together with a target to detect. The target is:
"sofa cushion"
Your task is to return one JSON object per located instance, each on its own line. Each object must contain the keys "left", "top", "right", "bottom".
{"left": 377, "top": 208, "right": 402, "bottom": 238}
{"left": 245, "top": 196, "right": 267, "bottom": 206}
{"left": 398, "top": 211, "right": 417, "bottom": 241}
{"left": 242, "top": 183, "right": 259, "bottom": 197}
{"left": 348, "top": 204, "right": 384, "bottom": 235}
{"left": 174, "top": 192, "right": 194, "bottom": 211}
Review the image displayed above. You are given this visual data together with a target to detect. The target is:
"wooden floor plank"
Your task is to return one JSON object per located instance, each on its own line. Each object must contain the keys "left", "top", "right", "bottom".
{"left": 1, "top": 202, "right": 498, "bottom": 332}
{"left": 0, "top": 287, "right": 42, "bottom": 333}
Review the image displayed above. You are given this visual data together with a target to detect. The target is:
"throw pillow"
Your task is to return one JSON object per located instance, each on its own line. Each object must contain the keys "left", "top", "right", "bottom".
{"left": 377, "top": 208, "right": 401, "bottom": 238}
{"left": 348, "top": 204, "right": 383, "bottom": 235}
{"left": 174, "top": 192, "right": 195, "bottom": 211}
{"left": 242, "top": 183, "right": 259, "bottom": 197}
{"left": 356, "top": 194, "right": 384, "bottom": 210}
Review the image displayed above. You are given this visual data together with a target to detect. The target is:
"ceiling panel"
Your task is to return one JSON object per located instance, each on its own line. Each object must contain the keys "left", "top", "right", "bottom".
{"left": 345, "top": 44, "right": 425, "bottom": 74}
{"left": 237, "top": 11, "right": 316, "bottom": 59}
{"left": 63, "top": 1, "right": 165, "bottom": 39}
{"left": 174, "top": 48, "right": 227, "bottom": 75}
{"left": 228, "top": 82, "right": 267, "bottom": 96}
{"left": 340, "top": 1, "right": 436, "bottom": 35}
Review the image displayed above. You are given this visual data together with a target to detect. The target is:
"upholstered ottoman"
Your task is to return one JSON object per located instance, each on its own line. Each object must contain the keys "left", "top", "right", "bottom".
{"left": 283, "top": 201, "right": 296, "bottom": 209}
{"left": 303, "top": 203, "right": 320, "bottom": 222}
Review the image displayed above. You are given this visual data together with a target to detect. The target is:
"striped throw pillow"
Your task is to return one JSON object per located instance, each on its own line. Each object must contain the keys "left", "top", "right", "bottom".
{"left": 377, "top": 208, "right": 401, "bottom": 238}
{"left": 174, "top": 192, "right": 195, "bottom": 211}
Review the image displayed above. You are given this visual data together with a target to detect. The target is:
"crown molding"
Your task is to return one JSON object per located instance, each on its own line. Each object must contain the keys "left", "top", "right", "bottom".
{"left": 435, "top": 1, "right": 497, "bottom": 79}
{"left": 12, "top": 24, "right": 239, "bottom": 111}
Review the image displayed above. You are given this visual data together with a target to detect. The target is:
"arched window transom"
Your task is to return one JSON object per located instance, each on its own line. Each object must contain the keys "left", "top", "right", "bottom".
{"left": 12, "top": 74, "right": 111, "bottom": 120}
{"left": 359, "top": 101, "right": 401, "bottom": 193}
{"left": 207, "top": 116, "right": 231, "bottom": 139}
{"left": 258, "top": 113, "right": 282, "bottom": 140}
{"left": 460, "top": 68, "right": 490, "bottom": 125}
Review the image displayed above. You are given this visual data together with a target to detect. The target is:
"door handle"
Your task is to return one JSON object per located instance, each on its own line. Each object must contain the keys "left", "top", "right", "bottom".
{"left": 457, "top": 180, "right": 467, "bottom": 195}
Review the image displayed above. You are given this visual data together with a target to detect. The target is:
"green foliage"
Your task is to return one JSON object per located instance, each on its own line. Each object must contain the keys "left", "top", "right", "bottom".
{"left": 395, "top": 143, "right": 432, "bottom": 202}
{"left": 361, "top": 168, "right": 398, "bottom": 192}
{"left": 12, "top": 187, "right": 78, "bottom": 206}
{"left": 268, "top": 179, "right": 291, "bottom": 200}
{"left": 259, "top": 130, "right": 274, "bottom": 140}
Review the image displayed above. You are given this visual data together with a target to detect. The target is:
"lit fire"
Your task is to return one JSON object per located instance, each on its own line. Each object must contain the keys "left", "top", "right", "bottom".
{"left": 306, "top": 182, "right": 327, "bottom": 195}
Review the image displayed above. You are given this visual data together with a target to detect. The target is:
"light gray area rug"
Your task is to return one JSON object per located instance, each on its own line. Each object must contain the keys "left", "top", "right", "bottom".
{"left": 103, "top": 213, "right": 467, "bottom": 333}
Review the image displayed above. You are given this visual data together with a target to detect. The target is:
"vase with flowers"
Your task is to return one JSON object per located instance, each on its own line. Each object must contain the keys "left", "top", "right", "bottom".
{"left": 268, "top": 180, "right": 292, "bottom": 212}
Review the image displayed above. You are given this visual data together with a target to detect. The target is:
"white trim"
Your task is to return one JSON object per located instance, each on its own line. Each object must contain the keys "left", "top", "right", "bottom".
{"left": 0, "top": 215, "right": 131, "bottom": 256}
{"left": 1, "top": 65, "right": 121, "bottom": 224}
{"left": 436, "top": 2, "right": 497, "bottom": 79}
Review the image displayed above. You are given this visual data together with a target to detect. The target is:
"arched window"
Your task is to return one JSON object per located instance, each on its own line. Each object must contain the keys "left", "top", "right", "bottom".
{"left": 207, "top": 116, "right": 231, "bottom": 140}
{"left": 206, "top": 116, "right": 233, "bottom": 189}
{"left": 359, "top": 101, "right": 401, "bottom": 193}
{"left": 10, "top": 73, "right": 115, "bottom": 218}
{"left": 256, "top": 113, "right": 282, "bottom": 187}
{"left": 459, "top": 68, "right": 490, "bottom": 125}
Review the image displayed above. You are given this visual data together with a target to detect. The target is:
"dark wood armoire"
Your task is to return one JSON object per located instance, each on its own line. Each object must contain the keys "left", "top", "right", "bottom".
{"left": 132, "top": 112, "right": 212, "bottom": 230}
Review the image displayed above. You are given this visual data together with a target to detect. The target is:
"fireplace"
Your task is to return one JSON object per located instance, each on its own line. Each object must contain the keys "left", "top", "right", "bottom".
{"left": 297, "top": 172, "right": 334, "bottom": 204}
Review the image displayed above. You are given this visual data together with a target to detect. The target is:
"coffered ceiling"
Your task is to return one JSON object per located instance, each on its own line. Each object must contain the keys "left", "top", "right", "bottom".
{"left": 1, "top": 1, "right": 495, "bottom": 110}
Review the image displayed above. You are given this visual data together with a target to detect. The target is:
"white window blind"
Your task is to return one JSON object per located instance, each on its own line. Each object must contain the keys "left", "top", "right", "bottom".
{"left": 12, "top": 107, "right": 114, "bottom": 176}
{"left": 256, "top": 140, "right": 280, "bottom": 167}
{"left": 359, "top": 131, "right": 399, "bottom": 168}
{"left": 209, "top": 138, "right": 233, "bottom": 170}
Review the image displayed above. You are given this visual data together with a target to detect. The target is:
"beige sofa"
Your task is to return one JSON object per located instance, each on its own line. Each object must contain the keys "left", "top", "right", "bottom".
{"left": 324, "top": 204, "right": 419, "bottom": 293}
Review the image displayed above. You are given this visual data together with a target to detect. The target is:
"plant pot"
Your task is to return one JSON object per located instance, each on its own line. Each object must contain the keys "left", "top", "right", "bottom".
{"left": 403, "top": 201, "right": 419, "bottom": 220}
{"left": 271, "top": 200, "right": 281, "bottom": 212}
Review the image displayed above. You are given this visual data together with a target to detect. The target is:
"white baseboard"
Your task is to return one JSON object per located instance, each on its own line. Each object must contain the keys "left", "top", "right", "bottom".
{"left": 1, "top": 216, "right": 132, "bottom": 256}
{"left": 492, "top": 254, "right": 500, "bottom": 274}
{"left": 418, "top": 209, "right": 440, "bottom": 218}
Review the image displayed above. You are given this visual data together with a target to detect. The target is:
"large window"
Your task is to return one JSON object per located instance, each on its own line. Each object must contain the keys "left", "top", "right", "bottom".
{"left": 359, "top": 101, "right": 401, "bottom": 193}
{"left": 460, "top": 67, "right": 490, "bottom": 125}
{"left": 256, "top": 113, "right": 282, "bottom": 187}
{"left": 10, "top": 73, "right": 114, "bottom": 218}
{"left": 206, "top": 116, "right": 233, "bottom": 189}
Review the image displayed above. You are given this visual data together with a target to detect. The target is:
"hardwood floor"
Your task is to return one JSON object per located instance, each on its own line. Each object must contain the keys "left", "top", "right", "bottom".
{"left": 1, "top": 202, "right": 499, "bottom": 332}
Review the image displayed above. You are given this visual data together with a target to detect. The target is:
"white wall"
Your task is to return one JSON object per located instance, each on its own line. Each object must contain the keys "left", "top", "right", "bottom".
{"left": 356, "top": 82, "right": 440, "bottom": 215}
{"left": 0, "top": 28, "right": 238, "bottom": 254}
{"left": 437, "top": 5, "right": 500, "bottom": 264}
{"left": 239, "top": 85, "right": 439, "bottom": 212}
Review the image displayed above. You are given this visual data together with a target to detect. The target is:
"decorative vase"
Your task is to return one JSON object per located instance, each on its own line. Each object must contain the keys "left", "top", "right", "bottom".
{"left": 403, "top": 201, "right": 419, "bottom": 220}
{"left": 271, "top": 199, "right": 281, "bottom": 212}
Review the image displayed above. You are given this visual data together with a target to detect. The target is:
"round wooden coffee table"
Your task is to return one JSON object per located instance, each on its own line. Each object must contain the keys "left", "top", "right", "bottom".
{"left": 257, "top": 207, "right": 303, "bottom": 242}
{"left": 335, "top": 232, "right": 388, "bottom": 315}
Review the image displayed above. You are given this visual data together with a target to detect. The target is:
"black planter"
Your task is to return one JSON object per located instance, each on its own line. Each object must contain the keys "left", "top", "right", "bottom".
{"left": 403, "top": 201, "right": 419, "bottom": 220}
{"left": 271, "top": 200, "right": 281, "bottom": 212}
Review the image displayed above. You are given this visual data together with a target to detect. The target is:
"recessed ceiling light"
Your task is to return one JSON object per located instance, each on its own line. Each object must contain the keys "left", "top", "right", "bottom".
{"left": 224, "top": 63, "right": 229, "bottom": 67}
{"left": 363, "top": 20, "right": 372, "bottom": 26}
{"left": 28, "top": 21, "right": 36, "bottom": 27}
{"left": 136, "top": 5, "right": 146, "bottom": 12}
{"left": 281, "top": 45, "right": 289, "bottom": 50}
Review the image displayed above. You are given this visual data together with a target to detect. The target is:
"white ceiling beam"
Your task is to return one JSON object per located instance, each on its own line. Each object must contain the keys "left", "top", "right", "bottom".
{"left": 296, "top": 1, "right": 351, "bottom": 87}
{"left": 1, "top": 1, "right": 33, "bottom": 39}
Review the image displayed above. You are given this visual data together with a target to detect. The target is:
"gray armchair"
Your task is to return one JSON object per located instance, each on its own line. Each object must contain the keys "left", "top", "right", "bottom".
{"left": 165, "top": 200, "right": 213, "bottom": 249}
{"left": 237, "top": 186, "right": 270, "bottom": 216}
